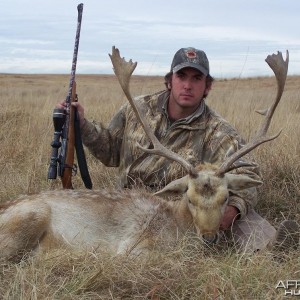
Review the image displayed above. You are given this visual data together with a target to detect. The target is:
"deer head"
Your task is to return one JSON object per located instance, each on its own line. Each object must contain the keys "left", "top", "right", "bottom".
{"left": 109, "top": 46, "right": 289, "bottom": 243}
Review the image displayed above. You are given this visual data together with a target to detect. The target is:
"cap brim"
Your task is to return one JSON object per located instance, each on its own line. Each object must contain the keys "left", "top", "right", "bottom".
{"left": 173, "top": 62, "right": 209, "bottom": 76}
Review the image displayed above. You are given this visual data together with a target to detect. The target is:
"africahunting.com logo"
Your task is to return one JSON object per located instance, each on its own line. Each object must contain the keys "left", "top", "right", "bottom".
{"left": 276, "top": 280, "right": 300, "bottom": 297}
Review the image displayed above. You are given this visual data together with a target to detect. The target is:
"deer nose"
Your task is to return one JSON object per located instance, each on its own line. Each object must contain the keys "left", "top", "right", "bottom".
{"left": 202, "top": 233, "right": 218, "bottom": 244}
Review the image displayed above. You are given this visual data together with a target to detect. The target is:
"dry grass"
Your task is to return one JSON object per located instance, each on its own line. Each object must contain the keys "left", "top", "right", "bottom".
{"left": 0, "top": 73, "right": 300, "bottom": 299}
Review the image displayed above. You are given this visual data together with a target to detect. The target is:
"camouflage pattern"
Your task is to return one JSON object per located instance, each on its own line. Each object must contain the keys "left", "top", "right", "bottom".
{"left": 81, "top": 90, "right": 261, "bottom": 218}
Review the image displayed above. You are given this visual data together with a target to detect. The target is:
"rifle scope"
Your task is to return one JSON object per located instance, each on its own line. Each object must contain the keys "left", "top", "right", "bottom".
{"left": 47, "top": 108, "right": 66, "bottom": 179}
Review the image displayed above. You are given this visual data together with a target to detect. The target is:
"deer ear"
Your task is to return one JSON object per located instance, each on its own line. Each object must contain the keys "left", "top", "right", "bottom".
{"left": 225, "top": 173, "right": 262, "bottom": 191}
{"left": 154, "top": 176, "right": 189, "bottom": 198}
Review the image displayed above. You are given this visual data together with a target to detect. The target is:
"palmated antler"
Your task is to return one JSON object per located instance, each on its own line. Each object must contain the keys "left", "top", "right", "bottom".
{"left": 215, "top": 50, "right": 289, "bottom": 177}
{"left": 109, "top": 46, "right": 199, "bottom": 178}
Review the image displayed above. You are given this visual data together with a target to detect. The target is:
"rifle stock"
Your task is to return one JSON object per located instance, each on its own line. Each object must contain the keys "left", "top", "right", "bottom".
{"left": 61, "top": 82, "right": 77, "bottom": 189}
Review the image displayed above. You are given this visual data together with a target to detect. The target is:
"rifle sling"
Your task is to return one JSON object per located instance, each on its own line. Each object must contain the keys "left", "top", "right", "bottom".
{"left": 74, "top": 109, "right": 93, "bottom": 189}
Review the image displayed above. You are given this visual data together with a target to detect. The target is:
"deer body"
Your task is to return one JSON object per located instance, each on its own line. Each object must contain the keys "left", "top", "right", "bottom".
{"left": 0, "top": 189, "right": 189, "bottom": 261}
{"left": 0, "top": 164, "right": 261, "bottom": 261}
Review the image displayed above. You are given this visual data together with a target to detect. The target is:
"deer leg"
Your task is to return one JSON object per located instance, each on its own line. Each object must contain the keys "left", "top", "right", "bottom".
{"left": 0, "top": 201, "right": 51, "bottom": 262}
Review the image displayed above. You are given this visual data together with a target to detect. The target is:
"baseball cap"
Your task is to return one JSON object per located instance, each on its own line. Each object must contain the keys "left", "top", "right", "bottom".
{"left": 171, "top": 47, "right": 210, "bottom": 76}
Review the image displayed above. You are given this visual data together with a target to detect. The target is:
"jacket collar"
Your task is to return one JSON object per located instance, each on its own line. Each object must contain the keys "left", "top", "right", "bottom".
{"left": 158, "top": 90, "right": 206, "bottom": 125}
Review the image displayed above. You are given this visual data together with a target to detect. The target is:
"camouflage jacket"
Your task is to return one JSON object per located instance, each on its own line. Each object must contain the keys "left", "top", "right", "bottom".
{"left": 81, "top": 90, "right": 261, "bottom": 218}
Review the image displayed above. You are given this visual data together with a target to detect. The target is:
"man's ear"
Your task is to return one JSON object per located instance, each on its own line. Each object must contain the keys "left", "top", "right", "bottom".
{"left": 205, "top": 80, "right": 212, "bottom": 94}
{"left": 154, "top": 176, "right": 189, "bottom": 198}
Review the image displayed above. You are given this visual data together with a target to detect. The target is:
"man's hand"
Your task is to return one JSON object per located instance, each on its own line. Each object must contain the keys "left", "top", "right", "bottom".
{"left": 56, "top": 101, "right": 86, "bottom": 128}
{"left": 220, "top": 205, "right": 240, "bottom": 230}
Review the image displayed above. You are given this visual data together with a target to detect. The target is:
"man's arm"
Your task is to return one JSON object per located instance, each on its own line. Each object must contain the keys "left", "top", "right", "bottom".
{"left": 80, "top": 104, "right": 127, "bottom": 167}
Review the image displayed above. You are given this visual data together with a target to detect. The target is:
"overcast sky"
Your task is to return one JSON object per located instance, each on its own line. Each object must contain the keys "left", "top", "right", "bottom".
{"left": 1, "top": 0, "right": 299, "bottom": 78}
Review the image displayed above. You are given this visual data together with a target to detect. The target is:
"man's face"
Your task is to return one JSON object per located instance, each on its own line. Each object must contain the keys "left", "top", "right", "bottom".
{"left": 168, "top": 67, "right": 210, "bottom": 116}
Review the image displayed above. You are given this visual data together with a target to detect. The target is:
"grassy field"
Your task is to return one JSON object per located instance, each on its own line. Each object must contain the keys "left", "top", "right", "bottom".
{"left": 0, "top": 73, "right": 299, "bottom": 299}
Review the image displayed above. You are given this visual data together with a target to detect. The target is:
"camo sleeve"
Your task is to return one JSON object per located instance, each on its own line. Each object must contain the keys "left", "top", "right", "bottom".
{"left": 204, "top": 117, "right": 262, "bottom": 219}
{"left": 80, "top": 104, "right": 126, "bottom": 167}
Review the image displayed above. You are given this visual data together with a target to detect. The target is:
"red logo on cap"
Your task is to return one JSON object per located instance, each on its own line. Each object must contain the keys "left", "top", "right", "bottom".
{"left": 186, "top": 50, "right": 197, "bottom": 59}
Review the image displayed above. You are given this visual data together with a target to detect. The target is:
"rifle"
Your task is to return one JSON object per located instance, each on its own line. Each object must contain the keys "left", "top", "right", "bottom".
{"left": 48, "top": 3, "right": 92, "bottom": 189}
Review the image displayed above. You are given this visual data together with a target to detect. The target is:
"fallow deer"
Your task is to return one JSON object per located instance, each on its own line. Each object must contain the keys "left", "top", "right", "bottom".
{"left": 0, "top": 48, "right": 289, "bottom": 262}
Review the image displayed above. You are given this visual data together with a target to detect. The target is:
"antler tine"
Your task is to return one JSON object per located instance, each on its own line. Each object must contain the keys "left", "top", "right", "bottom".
{"left": 215, "top": 50, "right": 289, "bottom": 177}
{"left": 109, "top": 46, "right": 198, "bottom": 178}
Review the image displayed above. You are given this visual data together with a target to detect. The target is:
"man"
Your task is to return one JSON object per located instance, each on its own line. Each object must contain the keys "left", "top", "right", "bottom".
{"left": 58, "top": 47, "right": 299, "bottom": 253}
